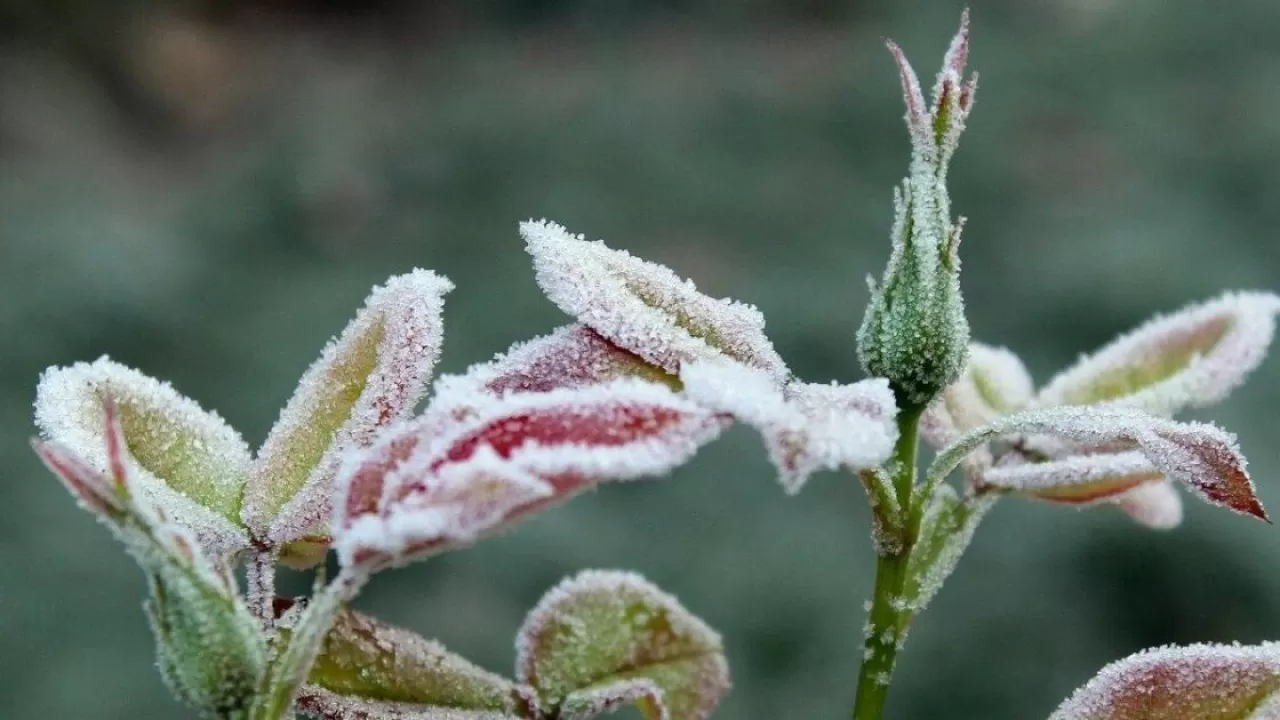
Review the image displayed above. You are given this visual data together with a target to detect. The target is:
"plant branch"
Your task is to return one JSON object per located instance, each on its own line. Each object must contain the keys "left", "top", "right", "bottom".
{"left": 852, "top": 403, "right": 923, "bottom": 720}
{"left": 246, "top": 543, "right": 277, "bottom": 629}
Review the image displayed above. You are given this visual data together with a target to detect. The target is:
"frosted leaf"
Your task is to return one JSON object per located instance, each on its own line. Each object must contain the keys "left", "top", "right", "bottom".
{"left": 932, "top": 407, "right": 1266, "bottom": 521}
{"left": 1049, "top": 642, "right": 1280, "bottom": 720}
{"left": 680, "top": 360, "right": 898, "bottom": 493}
{"left": 33, "top": 357, "right": 250, "bottom": 557}
{"left": 980, "top": 451, "right": 1165, "bottom": 506}
{"left": 522, "top": 219, "right": 788, "bottom": 383}
{"left": 515, "top": 570, "right": 729, "bottom": 720}
{"left": 1035, "top": 292, "right": 1280, "bottom": 416}
{"left": 246, "top": 269, "right": 452, "bottom": 557}
{"left": 901, "top": 486, "right": 993, "bottom": 620}
{"left": 334, "top": 379, "right": 727, "bottom": 569}
{"left": 1113, "top": 480, "right": 1184, "bottom": 530}
{"left": 949, "top": 344, "right": 1033, "bottom": 432}
{"left": 293, "top": 608, "right": 522, "bottom": 714}
{"left": 929, "top": 9, "right": 977, "bottom": 170}
{"left": 36, "top": 402, "right": 269, "bottom": 717}
{"left": 560, "top": 678, "right": 666, "bottom": 720}
{"left": 460, "top": 324, "right": 677, "bottom": 396}
{"left": 296, "top": 687, "right": 523, "bottom": 720}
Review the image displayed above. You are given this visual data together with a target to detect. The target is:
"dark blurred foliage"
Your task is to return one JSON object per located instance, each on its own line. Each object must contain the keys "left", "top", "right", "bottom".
{"left": 3, "top": 1, "right": 1280, "bottom": 718}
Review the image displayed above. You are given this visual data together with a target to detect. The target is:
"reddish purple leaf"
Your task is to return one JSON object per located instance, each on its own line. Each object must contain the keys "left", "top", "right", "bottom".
{"left": 1051, "top": 642, "right": 1280, "bottom": 720}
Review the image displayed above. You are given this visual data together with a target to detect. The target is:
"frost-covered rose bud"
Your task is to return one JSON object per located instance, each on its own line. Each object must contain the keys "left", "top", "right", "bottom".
{"left": 858, "top": 12, "right": 975, "bottom": 407}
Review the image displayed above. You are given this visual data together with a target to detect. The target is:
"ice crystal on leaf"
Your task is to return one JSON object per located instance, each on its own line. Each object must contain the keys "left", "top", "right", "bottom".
{"left": 515, "top": 570, "right": 729, "bottom": 720}
{"left": 680, "top": 360, "right": 898, "bottom": 493}
{"left": 924, "top": 292, "right": 1278, "bottom": 528}
{"left": 522, "top": 219, "right": 788, "bottom": 382}
{"left": 292, "top": 606, "right": 524, "bottom": 716}
{"left": 1036, "top": 292, "right": 1280, "bottom": 416}
{"left": 458, "top": 324, "right": 678, "bottom": 396}
{"left": 1049, "top": 642, "right": 1280, "bottom": 720}
{"left": 932, "top": 406, "right": 1266, "bottom": 521}
{"left": 921, "top": 343, "right": 1034, "bottom": 447}
{"left": 333, "top": 379, "right": 728, "bottom": 570}
{"left": 901, "top": 485, "right": 993, "bottom": 621}
{"left": 34, "top": 357, "right": 251, "bottom": 558}
{"left": 296, "top": 688, "right": 523, "bottom": 720}
{"left": 245, "top": 269, "right": 452, "bottom": 564}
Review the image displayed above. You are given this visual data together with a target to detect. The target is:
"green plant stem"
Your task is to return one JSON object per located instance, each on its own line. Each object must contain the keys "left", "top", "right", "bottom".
{"left": 852, "top": 403, "right": 923, "bottom": 720}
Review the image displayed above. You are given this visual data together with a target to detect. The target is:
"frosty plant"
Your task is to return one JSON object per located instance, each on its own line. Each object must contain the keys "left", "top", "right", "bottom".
{"left": 27, "top": 11, "right": 1280, "bottom": 720}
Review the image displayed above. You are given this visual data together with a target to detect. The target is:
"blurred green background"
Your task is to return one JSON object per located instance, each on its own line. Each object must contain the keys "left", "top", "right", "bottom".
{"left": 3, "top": 0, "right": 1280, "bottom": 718}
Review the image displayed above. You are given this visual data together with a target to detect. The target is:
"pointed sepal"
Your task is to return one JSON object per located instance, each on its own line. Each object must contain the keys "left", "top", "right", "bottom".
{"left": 1035, "top": 292, "right": 1280, "bottom": 416}
{"left": 245, "top": 269, "right": 452, "bottom": 561}
{"left": 515, "top": 570, "right": 730, "bottom": 720}
{"left": 1049, "top": 642, "right": 1280, "bottom": 720}
{"left": 522, "top": 220, "right": 788, "bottom": 382}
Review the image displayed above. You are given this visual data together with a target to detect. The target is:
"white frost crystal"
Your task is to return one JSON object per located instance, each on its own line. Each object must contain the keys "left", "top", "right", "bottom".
{"left": 245, "top": 269, "right": 452, "bottom": 557}
{"left": 522, "top": 219, "right": 788, "bottom": 382}
{"left": 1050, "top": 642, "right": 1280, "bottom": 720}
{"left": 681, "top": 360, "right": 898, "bottom": 493}
{"left": 34, "top": 357, "right": 251, "bottom": 557}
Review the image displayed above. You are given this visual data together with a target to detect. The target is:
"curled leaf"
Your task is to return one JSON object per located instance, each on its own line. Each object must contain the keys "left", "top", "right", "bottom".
{"left": 680, "top": 360, "right": 898, "bottom": 493}
{"left": 522, "top": 219, "right": 788, "bottom": 382}
{"left": 1050, "top": 642, "right": 1280, "bottom": 720}
{"left": 334, "top": 379, "right": 727, "bottom": 570}
{"left": 296, "top": 606, "right": 522, "bottom": 714}
{"left": 980, "top": 452, "right": 1164, "bottom": 505}
{"left": 1036, "top": 292, "right": 1280, "bottom": 416}
{"left": 460, "top": 324, "right": 677, "bottom": 396}
{"left": 925, "top": 343, "right": 1034, "bottom": 447}
{"left": 245, "top": 269, "right": 452, "bottom": 556}
{"left": 34, "top": 357, "right": 249, "bottom": 556}
{"left": 516, "top": 570, "right": 730, "bottom": 720}
{"left": 931, "top": 406, "right": 1266, "bottom": 521}
{"left": 1113, "top": 480, "right": 1184, "bottom": 530}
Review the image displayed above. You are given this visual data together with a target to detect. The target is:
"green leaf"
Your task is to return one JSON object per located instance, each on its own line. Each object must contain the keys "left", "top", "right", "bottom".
{"left": 902, "top": 486, "right": 992, "bottom": 621}
{"left": 34, "top": 357, "right": 251, "bottom": 549}
{"left": 515, "top": 570, "right": 729, "bottom": 720}
{"left": 303, "top": 607, "right": 522, "bottom": 713}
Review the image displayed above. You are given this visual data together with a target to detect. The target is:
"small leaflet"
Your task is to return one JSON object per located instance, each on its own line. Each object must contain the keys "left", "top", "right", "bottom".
{"left": 680, "top": 360, "right": 898, "bottom": 494}
{"left": 1049, "top": 642, "right": 1280, "bottom": 720}
{"left": 901, "top": 486, "right": 993, "bottom": 621}
{"left": 297, "top": 607, "right": 522, "bottom": 714}
{"left": 515, "top": 570, "right": 729, "bottom": 720}
{"left": 980, "top": 451, "right": 1164, "bottom": 505}
{"left": 332, "top": 379, "right": 728, "bottom": 570}
{"left": 932, "top": 407, "right": 1266, "bottom": 521}
{"left": 1035, "top": 292, "right": 1280, "bottom": 416}
{"left": 521, "top": 220, "right": 789, "bottom": 382}
{"left": 1113, "top": 480, "right": 1184, "bottom": 530}
{"left": 33, "top": 357, "right": 250, "bottom": 558}
{"left": 458, "top": 324, "right": 677, "bottom": 396}
{"left": 295, "top": 687, "right": 522, "bottom": 720}
{"left": 245, "top": 269, "right": 452, "bottom": 555}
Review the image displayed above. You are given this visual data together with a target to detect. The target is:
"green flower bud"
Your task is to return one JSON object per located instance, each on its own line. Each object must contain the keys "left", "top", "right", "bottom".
{"left": 858, "top": 13, "right": 975, "bottom": 407}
